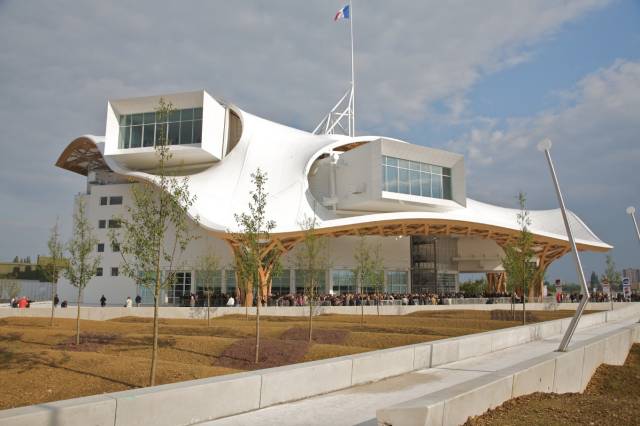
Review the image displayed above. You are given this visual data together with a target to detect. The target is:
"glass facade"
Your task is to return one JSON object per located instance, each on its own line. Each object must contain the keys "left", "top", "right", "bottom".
{"left": 295, "top": 269, "right": 326, "bottom": 295}
{"left": 382, "top": 156, "right": 452, "bottom": 200}
{"left": 168, "top": 271, "right": 191, "bottom": 305}
{"left": 332, "top": 269, "right": 356, "bottom": 294}
{"left": 196, "top": 269, "right": 222, "bottom": 294}
{"left": 386, "top": 271, "right": 408, "bottom": 293}
{"left": 118, "top": 107, "right": 203, "bottom": 149}
{"left": 225, "top": 269, "right": 236, "bottom": 295}
{"left": 271, "top": 269, "right": 291, "bottom": 295}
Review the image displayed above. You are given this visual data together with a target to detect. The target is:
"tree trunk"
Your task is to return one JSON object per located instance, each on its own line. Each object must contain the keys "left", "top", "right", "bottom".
{"left": 75, "top": 287, "right": 82, "bottom": 345}
{"left": 361, "top": 302, "right": 364, "bottom": 326}
{"left": 149, "top": 273, "right": 161, "bottom": 387}
{"left": 50, "top": 281, "right": 56, "bottom": 327}
{"left": 255, "top": 295, "right": 261, "bottom": 364}
{"left": 376, "top": 292, "right": 380, "bottom": 316}
{"left": 207, "top": 292, "right": 211, "bottom": 327}
{"left": 522, "top": 290, "right": 526, "bottom": 325}
{"left": 308, "top": 298, "right": 313, "bottom": 342}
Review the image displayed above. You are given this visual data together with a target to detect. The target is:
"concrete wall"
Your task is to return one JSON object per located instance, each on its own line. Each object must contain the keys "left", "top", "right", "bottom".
{"left": 1, "top": 304, "right": 639, "bottom": 426}
{"left": 0, "top": 300, "right": 623, "bottom": 321}
{"left": 377, "top": 320, "right": 640, "bottom": 425}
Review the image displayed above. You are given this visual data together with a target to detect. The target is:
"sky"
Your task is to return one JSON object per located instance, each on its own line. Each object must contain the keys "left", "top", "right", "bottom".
{"left": 0, "top": 0, "right": 638, "bottom": 283}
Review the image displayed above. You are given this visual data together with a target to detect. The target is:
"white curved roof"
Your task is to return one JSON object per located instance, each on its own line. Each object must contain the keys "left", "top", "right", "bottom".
{"left": 56, "top": 105, "right": 611, "bottom": 252}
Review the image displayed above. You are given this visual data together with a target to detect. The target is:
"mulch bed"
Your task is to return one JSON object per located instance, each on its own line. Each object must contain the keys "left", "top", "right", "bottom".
{"left": 490, "top": 310, "right": 537, "bottom": 322}
{"left": 56, "top": 333, "right": 118, "bottom": 352}
{"left": 217, "top": 337, "right": 310, "bottom": 370}
{"left": 280, "top": 327, "right": 350, "bottom": 345}
{"left": 465, "top": 344, "right": 640, "bottom": 425}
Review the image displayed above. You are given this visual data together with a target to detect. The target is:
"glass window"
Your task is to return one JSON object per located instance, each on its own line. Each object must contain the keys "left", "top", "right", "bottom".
{"left": 398, "top": 169, "right": 410, "bottom": 194}
{"left": 193, "top": 119, "right": 202, "bottom": 144}
{"left": 111, "top": 242, "right": 120, "bottom": 252}
{"left": 130, "top": 113, "right": 143, "bottom": 125}
{"left": 168, "top": 110, "right": 181, "bottom": 122}
{"left": 111, "top": 267, "right": 119, "bottom": 277}
{"left": 295, "top": 269, "right": 326, "bottom": 295}
{"left": 410, "top": 170, "right": 421, "bottom": 196}
{"left": 143, "top": 124, "right": 155, "bottom": 147}
{"left": 387, "top": 271, "right": 408, "bottom": 293}
{"left": 130, "top": 125, "right": 142, "bottom": 148}
{"left": 98, "top": 220, "right": 106, "bottom": 229}
{"left": 118, "top": 107, "right": 203, "bottom": 149}
{"left": 225, "top": 269, "right": 237, "bottom": 294}
{"left": 96, "top": 267, "right": 103, "bottom": 277}
{"left": 381, "top": 155, "right": 453, "bottom": 201}
{"left": 168, "top": 122, "right": 180, "bottom": 145}
{"left": 180, "top": 120, "right": 193, "bottom": 144}
{"left": 271, "top": 269, "right": 291, "bottom": 296}
{"left": 143, "top": 112, "right": 155, "bottom": 124}
{"left": 443, "top": 176, "right": 452, "bottom": 200}
{"left": 420, "top": 172, "right": 431, "bottom": 197}
{"left": 332, "top": 270, "right": 355, "bottom": 294}
{"left": 100, "top": 196, "right": 108, "bottom": 206}
{"left": 196, "top": 270, "right": 222, "bottom": 294}
{"left": 108, "top": 219, "right": 121, "bottom": 229}
{"left": 181, "top": 108, "right": 194, "bottom": 121}
{"left": 385, "top": 166, "right": 398, "bottom": 192}
{"left": 432, "top": 175, "right": 442, "bottom": 198}
{"left": 109, "top": 196, "right": 123, "bottom": 205}
{"left": 97, "top": 243, "right": 104, "bottom": 253}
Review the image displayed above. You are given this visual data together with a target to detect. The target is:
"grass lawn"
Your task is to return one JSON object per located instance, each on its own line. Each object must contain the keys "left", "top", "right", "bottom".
{"left": 0, "top": 309, "right": 577, "bottom": 410}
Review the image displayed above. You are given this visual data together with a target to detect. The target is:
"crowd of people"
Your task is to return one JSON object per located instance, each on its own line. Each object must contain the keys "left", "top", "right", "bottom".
{"left": 5, "top": 288, "right": 638, "bottom": 308}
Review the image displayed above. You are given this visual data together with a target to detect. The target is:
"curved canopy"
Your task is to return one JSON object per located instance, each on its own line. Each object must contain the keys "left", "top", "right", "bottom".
{"left": 56, "top": 105, "right": 611, "bottom": 268}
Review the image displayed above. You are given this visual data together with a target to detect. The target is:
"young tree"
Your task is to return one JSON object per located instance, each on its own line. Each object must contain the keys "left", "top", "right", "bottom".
{"left": 601, "top": 255, "right": 621, "bottom": 292}
{"left": 111, "top": 99, "right": 199, "bottom": 386}
{"left": 196, "top": 249, "right": 220, "bottom": 326}
{"left": 353, "top": 237, "right": 385, "bottom": 322}
{"left": 42, "top": 219, "right": 65, "bottom": 326}
{"left": 232, "top": 168, "right": 282, "bottom": 363}
{"left": 65, "top": 197, "right": 101, "bottom": 345}
{"left": 295, "top": 215, "right": 330, "bottom": 342}
{"left": 502, "top": 192, "right": 540, "bottom": 325}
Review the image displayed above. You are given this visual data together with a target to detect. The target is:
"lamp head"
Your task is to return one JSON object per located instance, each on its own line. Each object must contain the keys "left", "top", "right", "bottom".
{"left": 537, "top": 138, "right": 552, "bottom": 152}
{"left": 627, "top": 206, "right": 636, "bottom": 215}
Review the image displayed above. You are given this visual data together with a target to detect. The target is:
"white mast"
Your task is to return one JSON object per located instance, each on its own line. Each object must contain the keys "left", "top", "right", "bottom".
{"left": 349, "top": 0, "right": 355, "bottom": 136}
{"left": 313, "top": 1, "right": 356, "bottom": 137}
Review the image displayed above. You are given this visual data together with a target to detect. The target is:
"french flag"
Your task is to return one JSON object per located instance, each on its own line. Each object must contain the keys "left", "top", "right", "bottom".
{"left": 334, "top": 5, "right": 350, "bottom": 21}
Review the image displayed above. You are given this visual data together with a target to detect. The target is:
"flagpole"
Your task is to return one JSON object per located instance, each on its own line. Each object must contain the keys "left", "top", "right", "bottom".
{"left": 350, "top": 0, "right": 355, "bottom": 137}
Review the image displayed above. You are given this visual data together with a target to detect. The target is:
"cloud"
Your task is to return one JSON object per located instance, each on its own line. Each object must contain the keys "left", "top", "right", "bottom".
{"left": 448, "top": 59, "right": 640, "bottom": 278}
{"left": 0, "top": 0, "right": 614, "bottom": 260}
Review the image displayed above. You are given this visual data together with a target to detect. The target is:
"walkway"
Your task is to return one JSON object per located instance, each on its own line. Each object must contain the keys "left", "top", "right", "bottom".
{"left": 201, "top": 316, "right": 639, "bottom": 426}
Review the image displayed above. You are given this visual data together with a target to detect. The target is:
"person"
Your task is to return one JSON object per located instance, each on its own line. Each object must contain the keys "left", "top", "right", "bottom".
{"left": 100, "top": 295, "right": 107, "bottom": 307}
{"left": 61, "top": 300, "right": 68, "bottom": 308}
{"left": 10, "top": 297, "right": 16, "bottom": 308}
{"left": 226, "top": 295, "right": 235, "bottom": 307}
{"left": 135, "top": 295, "right": 142, "bottom": 307}
{"left": 18, "top": 297, "right": 28, "bottom": 309}
{"left": 189, "top": 293, "right": 195, "bottom": 307}
{"left": 54, "top": 294, "right": 60, "bottom": 307}
{"left": 125, "top": 296, "right": 132, "bottom": 308}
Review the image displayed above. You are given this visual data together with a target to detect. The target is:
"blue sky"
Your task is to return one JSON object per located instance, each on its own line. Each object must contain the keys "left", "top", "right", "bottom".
{"left": 0, "top": 0, "right": 638, "bottom": 283}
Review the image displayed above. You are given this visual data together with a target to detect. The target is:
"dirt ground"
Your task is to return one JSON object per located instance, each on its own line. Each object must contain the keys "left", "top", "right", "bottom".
{"left": 0, "top": 309, "right": 576, "bottom": 410}
{"left": 466, "top": 344, "right": 640, "bottom": 426}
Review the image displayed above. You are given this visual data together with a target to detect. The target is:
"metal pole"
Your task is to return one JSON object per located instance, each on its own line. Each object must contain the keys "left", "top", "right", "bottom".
{"left": 537, "top": 139, "right": 590, "bottom": 352}
{"left": 627, "top": 207, "right": 640, "bottom": 243}
{"left": 349, "top": 0, "right": 355, "bottom": 136}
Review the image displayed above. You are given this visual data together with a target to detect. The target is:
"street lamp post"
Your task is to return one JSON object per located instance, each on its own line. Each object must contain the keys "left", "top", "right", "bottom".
{"left": 627, "top": 206, "right": 640, "bottom": 243}
{"left": 537, "top": 139, "right": 590, "bottom": 352}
